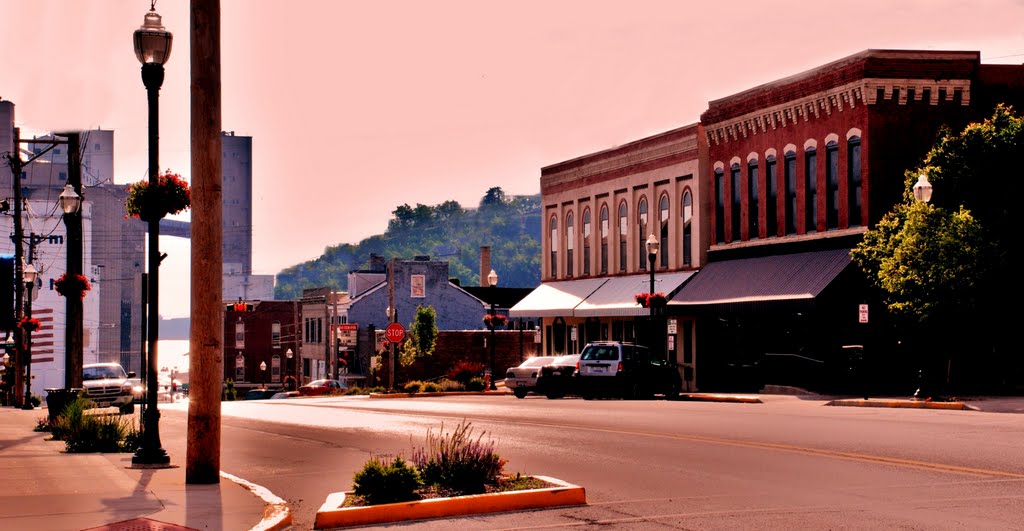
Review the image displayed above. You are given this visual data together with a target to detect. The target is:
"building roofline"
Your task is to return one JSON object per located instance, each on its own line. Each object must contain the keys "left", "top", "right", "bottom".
{"left": 541, "top": 122, "right": 700, "bottom": 176}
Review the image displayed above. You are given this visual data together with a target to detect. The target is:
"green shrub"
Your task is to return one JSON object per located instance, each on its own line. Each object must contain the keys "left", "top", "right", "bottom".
{"left": 422, "top": 382, "right": 442, "bottom": 393}
{"left": 34, "top": 416, "right": 51, "bottom": 432}
{"left": 352, "top": 455, "right": 422, "bottom": 505}
{"left": 343, "top": 386, "right": 366, "bottom": 395}
{"left": 120, "top": 425, "right": 143, "bottom": 452}
{"left": 411, "top": 419, "right": 507, "bottom": 495}
{"left": 437, "top": 379, "right": 464, "bottom": 392}
{"left": 50, "top": 396, "right": 89, "bottom": 441}
{"left": 466, "top": 377, "right": 486, "bottom": 392}
{"left": 367, "top": 386, "right": 386, "bottom": 394}
{"left": 223, "top": 379, "right": 237, "bottom": 401}
{"left": 63, "top": 413, "right": 131, "bottom": 453}
{"left": 403, "top": 381, "right": 423, "bottom": 394}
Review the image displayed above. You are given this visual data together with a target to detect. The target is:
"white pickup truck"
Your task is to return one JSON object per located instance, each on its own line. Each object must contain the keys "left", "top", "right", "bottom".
{"left": 82, "top": 362, "right": 136, "bottom": 414}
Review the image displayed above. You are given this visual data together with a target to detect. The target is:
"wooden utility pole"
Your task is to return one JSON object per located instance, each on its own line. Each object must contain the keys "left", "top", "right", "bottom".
{"left": 63, "top": 132, "right": 83, "bottom": 389}
{"left": 8, "top": 128, "right": 25, "bottom": 406}
{"left": 187, "top": 0, "right": 223, "bottom": 484}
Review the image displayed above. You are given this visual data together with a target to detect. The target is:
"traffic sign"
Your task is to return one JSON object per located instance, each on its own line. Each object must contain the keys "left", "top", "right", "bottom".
{"left": 385, "top": 323, "right": 406, "bottom": 343}
{"left": 858, "top": 304, "right": 869, "bottom": 324}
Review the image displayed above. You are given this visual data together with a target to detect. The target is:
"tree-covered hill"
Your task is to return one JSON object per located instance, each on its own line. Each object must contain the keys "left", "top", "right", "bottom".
{"left": 274, "top": 187, "right": 541, "bottom": 299}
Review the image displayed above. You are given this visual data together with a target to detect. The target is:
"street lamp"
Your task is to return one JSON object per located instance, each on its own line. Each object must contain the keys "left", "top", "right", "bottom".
{"left": 22, "top": 262, "right": 38, "bottom": 410}
{"left": 132, "top": 2, "right": 172, "bottom": 467}
{"left": 58, "top": 183, "right": 81, "bottom": 215}
{"left": 259, "top": 361, "right": 267, "bottom": 389}
{"left": 913, "top": 174, "right": 933, "bottom": 203}
{"left": 285, "top": 348, "right": 294, "bottom": 390}
{"left": 487, "top": 269, "right": 499, "bottom": 391}
{"left": 645, "top": 234, "right": 661, "bottom": 360}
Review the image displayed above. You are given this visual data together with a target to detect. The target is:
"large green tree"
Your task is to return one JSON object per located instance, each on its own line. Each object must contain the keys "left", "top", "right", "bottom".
{"left": 851, "top": 104, "right": 1020, "bottom": 389}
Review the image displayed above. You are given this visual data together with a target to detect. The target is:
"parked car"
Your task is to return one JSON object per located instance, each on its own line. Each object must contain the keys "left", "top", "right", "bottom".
{"left": 270, "top": 390, "right": 299, "bottom": 399}
{"left": 244, "top": 388, "right": 278, "bottom": 400}
{"left": 126, "top": 377, "right": 145, "bottom": 403}
{"left": 576, "top": 341, "right": 682, "bottom": 399}
{"left": 536, "top": 354, "right": 581, "bottom": 399}
{"left": 82, "top": 362, "right": 136, "bottom": 414}
{"left": 298, "top": 379, "right": 348, "bottom": 396}
{"left": 504, "top": 356, "right": 556, "bottom": 398}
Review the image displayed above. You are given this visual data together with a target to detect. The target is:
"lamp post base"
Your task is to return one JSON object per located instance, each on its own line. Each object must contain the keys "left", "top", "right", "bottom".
{"left": 132, "top": 447, "right": 171, "bottom": 467}
{"left": 21, "top": 403, "right": 34, "bottom": 410}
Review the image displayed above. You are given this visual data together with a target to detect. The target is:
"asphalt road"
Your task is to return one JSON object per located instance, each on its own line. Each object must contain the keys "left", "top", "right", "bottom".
{"left": 157, "top": 394, "right": 1024, "bottom": 530}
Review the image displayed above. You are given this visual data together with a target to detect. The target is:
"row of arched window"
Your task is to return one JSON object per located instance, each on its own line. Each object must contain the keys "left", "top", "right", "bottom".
{"left": 713, "top": 131, "right": 862, "bottom": 244}
{"left": 549, "top": 188, "right": 694, "bottom": 280}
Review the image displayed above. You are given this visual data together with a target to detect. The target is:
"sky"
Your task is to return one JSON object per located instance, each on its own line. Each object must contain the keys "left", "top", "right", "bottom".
{"left": 2, "top": 0, "right": 1022, "bottom": 318}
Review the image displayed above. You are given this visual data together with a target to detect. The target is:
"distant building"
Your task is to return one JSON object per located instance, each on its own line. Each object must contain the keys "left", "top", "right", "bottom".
{"left": 224, "top": 300, "right": 300, "bottom": 391}
{"left": 221, "top": 131, "right": 273, "bottom": 301}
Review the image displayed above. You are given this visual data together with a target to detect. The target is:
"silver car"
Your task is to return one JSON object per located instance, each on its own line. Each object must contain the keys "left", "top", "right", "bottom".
{"left": 504, "top": 356, "right": 556, "bottom": 398}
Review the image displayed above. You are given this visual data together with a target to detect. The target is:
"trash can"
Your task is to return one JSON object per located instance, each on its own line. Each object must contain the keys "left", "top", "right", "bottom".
{"left": 45, "top": 388, "right": 83, "bottom": 424}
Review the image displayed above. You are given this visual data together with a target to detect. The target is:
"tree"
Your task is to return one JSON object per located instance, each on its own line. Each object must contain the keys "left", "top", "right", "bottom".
{"left": 480, "top": 187, "right": 506, "bottom": 207}
{"left": 851, "top": 104, "right": 1020, "bottom": 391}
{"left": 410, "top": 305, "right": 438, "bottom": 358}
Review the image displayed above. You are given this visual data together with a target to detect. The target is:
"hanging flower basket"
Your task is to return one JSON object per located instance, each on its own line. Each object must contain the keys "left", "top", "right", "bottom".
{"left": 54, "top": 273, "right": 91, "bottom": 299}
{"left": 634, "top": 292, "right": 667, "bottom": 308}
{"left": 483, "top": 313, "right": 508, "bottom": 329}
{"left": 19, "top": 317, "right": 41, "bottom": 333}
{"left": 125, "top": 170, "right": 191, "bottom": 222}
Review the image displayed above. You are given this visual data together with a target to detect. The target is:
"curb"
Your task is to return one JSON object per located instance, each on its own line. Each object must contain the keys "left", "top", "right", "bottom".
{"left": 221, "top": 471, "right": 292, "bottom": 531}
{"left": 313, "top": 475, "right": 586, "bottom": 529}
{"left": 679, "top": 393, "right": 763, "bottom": 404}
{"left": 825, "top": 399, "right": 978, "bottom": 411}
{"left": 368, "top": 390, "right": 509, "bottom": 399}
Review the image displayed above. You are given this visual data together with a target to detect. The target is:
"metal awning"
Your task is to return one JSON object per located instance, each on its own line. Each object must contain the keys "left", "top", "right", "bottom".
{"left": 508, "top": 278, "right": 607, "bottom": 317}
{"left": 575, "top": 271, "right": 696, "bottom": 317}
{"left": 670, "top": 249, "right": 852, "bottom": 306}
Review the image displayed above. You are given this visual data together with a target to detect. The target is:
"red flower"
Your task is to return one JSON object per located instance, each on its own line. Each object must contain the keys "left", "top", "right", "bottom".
{"left": 54, "top": 273, "right": 91, "bottom": 299}
{"left": 635, "top": 292, "right": 667, "bottom": 308}
{"left": 483, "top": 313, "right": 508, "bottom": 329}
{"left": 19, "top": 317, "right": 41, "bottom": 332}
{"left": 125, "top": 170, "right": 191, "bottom": 221}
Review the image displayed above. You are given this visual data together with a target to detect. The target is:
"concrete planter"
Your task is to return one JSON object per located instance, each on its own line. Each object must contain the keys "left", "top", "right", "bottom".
{"left": 314, "top": 475, "right": 586, "bottom": 529}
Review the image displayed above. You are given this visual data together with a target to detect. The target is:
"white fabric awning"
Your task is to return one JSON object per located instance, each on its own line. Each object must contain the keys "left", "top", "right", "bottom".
{"left": 508, "top": 278, "right": 607, "bottom": 317}
{"left": 574, "top": 271, "right": 697, "bottom": 317}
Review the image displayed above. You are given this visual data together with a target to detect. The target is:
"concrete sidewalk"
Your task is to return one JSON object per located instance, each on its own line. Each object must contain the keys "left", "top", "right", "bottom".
{"left": 0, "top": 406, "right": 288, "bottom": 531}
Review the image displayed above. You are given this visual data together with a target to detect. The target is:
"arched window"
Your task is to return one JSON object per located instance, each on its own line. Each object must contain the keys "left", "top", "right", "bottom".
{"left": 748, "top": 160, "right": 759, "bottom": 239}
{"left": 731, "top": 163, "right": 742, "bottom": 241}
{"left": 681, "top": 189, "right": 693, "bottom": 266}
{"left": 565, "top": 211, "right": 574, "bottom": 278}
{"left": 784, "top": 151, "right": 797, "bottom": 235}
{"left": 826, "top": 140, "right": 839, "bottom": 229}
{"left": 637, "top": 197, "right": 648, "bottom": 270}
{"left": 599, "top": 204, "right": 609, "bottom": 274}
{"left": 714, "top": 168, "right": 725, "bottom": 243}
{"left": 582, "top": 208, "right": 592, "bottom": 275}
{"left": 271, "top": 354, "right": 281, "bottom": 382}
{"left": 766, "top": 155, "right": 778, "bottom": 237}
{"left": 618, "top": 201, "right": 628, "bottom": 272}
{"left": 805, "top": 146, "right": 817, "bottom": 233}
{"left": 847, "top": 136, "right": 862, "bottom": 226}
{"left": 549, "top": 215, "right": 558, "bottom": 278}
{"left": 659, "top": 193, "right": 669, "bottom": 268}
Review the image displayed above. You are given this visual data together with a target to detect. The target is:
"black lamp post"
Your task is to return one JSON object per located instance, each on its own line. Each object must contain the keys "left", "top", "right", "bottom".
{"left": 22, "top": 262, "right": 38, "bottom": 410}
{"left": 132, "top": 2, "right": 172, "bottom": 466}
{"left": 911, "top": 174, "right": 933, "bottom": 399}
{"left": 260, "top": 361, "right": 267, "bottom": 389}
{"left": 285, "top": 348, "right": 294, "bottom": 390}
{"left": 487, "top": 269, "right": 499, "bottom": 391}
{"left": 645, "top": 234, "right": 660, "bottom": 360}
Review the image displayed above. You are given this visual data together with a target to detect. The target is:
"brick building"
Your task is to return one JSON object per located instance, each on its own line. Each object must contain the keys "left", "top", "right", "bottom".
{"left": 224, "top": 300, "right": 300, "bottom": 391}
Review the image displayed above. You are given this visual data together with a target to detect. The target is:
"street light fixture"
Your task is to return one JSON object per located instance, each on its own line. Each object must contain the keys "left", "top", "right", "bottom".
{"left": 487, "top": 269, "right": 499, "bottom": 391}
{"left": 645, "top": 234, "right": 659, "bottom": 294}
{"left": 259, "top": 361, "right": 267, "bottom": 389}
{"left": 913, "top": 174, "right": 933, "bottom": 204}
{"left": 285, "top": 348, "right": 294, "bottom": 389}
{"left": 22, "top": 262, "right": 38, "bottom": 410}
{"left": 132, "top": 2, "right": 172, "bottom": 467}
{"left": 645, "top": 234, "right": 661, "bottom": 361}
{"left": 58, "top": 183, "right": 82, "bottom": 215}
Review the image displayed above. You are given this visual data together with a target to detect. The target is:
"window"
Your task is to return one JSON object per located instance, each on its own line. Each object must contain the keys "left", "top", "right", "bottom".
{"left": 681, "top": 190, "right": 692, "bottom": 266}
{"left": 766, "top": 156, "right": 778, "bottom": 237}
{"left": 549, "top": 216, "right": 558, "bottom": 278}
{"left": 748, "top": 160, "right": 759, "bottom": 239}
{"left": 847, "top": 136, "right": 862, "bottom": 226}
{"left": 618, "top": 201, "right": 628, "bottom": 272}
{"left": 785, "top": 152, "right": 797, "bottom": 235}
{"left": 272, "top": 355, "right": 281, "bottom": 382}
{"left": 826, "top": 141, "right": 839, "bottom": 229}
{"left": 731, "top": 164, "right": 741, "bottom": 241}
{"left": 599, "top": 205, "right": 609, "bottom": 274}
{"left": 582, "top": 208, "right": 591, "bottom": 275}
{"left": 659, "top": 194, "right": 669, "bottom": 268}
{"left": 235, "top": 321, "right": 245, "bottom": 349}
{"left": 94, "top": 143, "right": 101, "bottom": 151}
{"left": 566, "top": 211, "right": 575, "bottom": 278}
{"left": 54, "top": 148, "right": 62, "bottom": 155}
{"left": 715, "top": 168, "right": 725, "bottom": 243}
{"left": 272, "top": 321, "right": 281, "bottom": 348}
{"left": 805, "top": 147, "right": 817, "bottom": 232}
{"left": 235, "top": 353, "right": 245, "bottom": 381}
{"left": 637, "top": 197, "right": 648, "bottom": 270}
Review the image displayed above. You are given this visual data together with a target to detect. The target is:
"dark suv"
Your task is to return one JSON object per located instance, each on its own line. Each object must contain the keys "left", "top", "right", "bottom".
{"left": 576, "top": 341, "right": 681, "bottom": 399}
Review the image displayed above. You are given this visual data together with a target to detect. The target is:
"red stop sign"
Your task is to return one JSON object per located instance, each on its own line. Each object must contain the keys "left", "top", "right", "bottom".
{"left": 385, "top": 323, "right": 406, "bottom": 344}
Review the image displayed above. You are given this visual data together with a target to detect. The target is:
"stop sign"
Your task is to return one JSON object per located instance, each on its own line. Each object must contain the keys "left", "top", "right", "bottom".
{"left": 385, "top": 323, "right": 406, "bottom": 344}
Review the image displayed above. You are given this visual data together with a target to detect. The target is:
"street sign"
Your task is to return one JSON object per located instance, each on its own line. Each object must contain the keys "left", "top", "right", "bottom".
{"left": 858, "top": 304, "right": 869, "bottom": 324}
{"left": 667, "top": 319, "right": 677, "bottom": 334}
{"left": 385, "top": 323, "right": 406, "bottom": 343}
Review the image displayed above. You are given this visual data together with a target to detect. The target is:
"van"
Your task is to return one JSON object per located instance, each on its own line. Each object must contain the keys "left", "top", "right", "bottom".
{"left": 576, "top": 341, "right": 681, "bottom": 399}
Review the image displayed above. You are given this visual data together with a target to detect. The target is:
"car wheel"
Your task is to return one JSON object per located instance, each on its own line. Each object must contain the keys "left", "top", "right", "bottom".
{"left": 666, "top": 381, "right": 681, "bottom": 400}
{"left": 513, "top": 388, "right": 528, "bottom": 399}
{"left": 120, "top": 402, "right": 135, "bottom": 415}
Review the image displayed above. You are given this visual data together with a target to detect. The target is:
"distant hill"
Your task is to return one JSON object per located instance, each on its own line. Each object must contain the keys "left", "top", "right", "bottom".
{"left": 274, "top": 187, "right": 542, "bottom": 299}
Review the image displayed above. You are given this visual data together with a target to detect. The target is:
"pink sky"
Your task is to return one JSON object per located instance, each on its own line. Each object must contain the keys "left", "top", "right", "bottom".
{"left": 2, "top": 0, "right": 1022, "bottom": 317}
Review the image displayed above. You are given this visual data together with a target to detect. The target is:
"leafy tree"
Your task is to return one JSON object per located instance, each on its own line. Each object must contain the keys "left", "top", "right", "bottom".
{"left": 410, "top": 305, "right": 438, "bottom": 358}
{"left": 851, "top": 104, "right": 1020, "bottom": 389}
{"left": 480, "top": 186, "right": 507, "bottom": 207}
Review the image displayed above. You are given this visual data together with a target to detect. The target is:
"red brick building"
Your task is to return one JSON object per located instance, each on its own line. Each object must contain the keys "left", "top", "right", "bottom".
{"left": 223, "top": 300, "right": 300, "bottom": 391}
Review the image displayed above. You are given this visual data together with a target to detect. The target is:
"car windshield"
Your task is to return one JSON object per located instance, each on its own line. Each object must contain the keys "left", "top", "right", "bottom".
{"left": 521, "top": 357, "right": 555, "bottom": 368}
{"left": 580, "top": 345, "right": 619, "bottom": 361}
{"left": 83, "top": 366, "right": 126, "bottom": 380}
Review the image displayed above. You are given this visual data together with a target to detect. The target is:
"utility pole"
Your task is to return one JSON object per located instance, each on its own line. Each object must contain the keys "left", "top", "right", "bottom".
{"left": 62, "top": 132, "right": 83, "bottom": 389}
{"left": 187, "top": 0, "right": 224, "bottom": 484}
{"left": 8, "top": 128, "right": 25, "bottom": 407}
